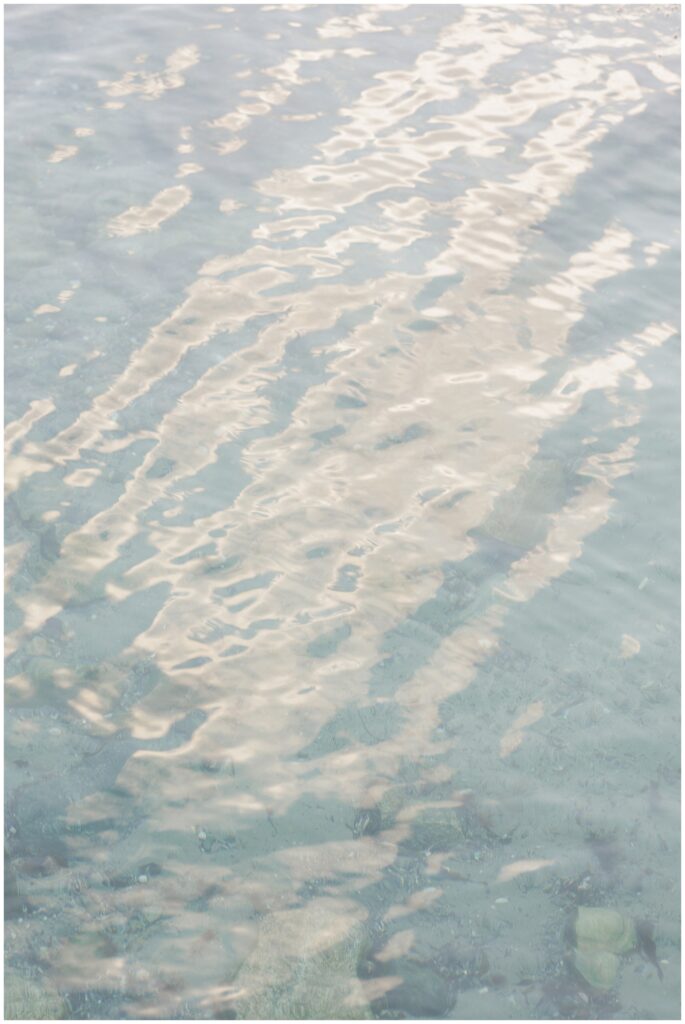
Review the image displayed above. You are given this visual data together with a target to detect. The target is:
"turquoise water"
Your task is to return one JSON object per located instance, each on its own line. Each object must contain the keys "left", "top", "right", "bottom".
{"left": 4, "top": 4, "right": 680, "bottom": 1019}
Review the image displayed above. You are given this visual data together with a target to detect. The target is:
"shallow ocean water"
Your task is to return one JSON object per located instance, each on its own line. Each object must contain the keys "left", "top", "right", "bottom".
{"left": 4, "top": 3, "right": 681, "bottom": 1020}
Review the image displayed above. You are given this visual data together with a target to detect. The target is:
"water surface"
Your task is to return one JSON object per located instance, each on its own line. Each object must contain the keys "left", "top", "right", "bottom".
{"left": 4, "top": 3, "right": 680, "bottom": 1019}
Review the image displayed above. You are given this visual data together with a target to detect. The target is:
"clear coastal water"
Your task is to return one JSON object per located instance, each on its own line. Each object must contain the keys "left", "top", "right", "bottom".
{"left": 4, "top": 4, "right": 680, "bottom": 1020}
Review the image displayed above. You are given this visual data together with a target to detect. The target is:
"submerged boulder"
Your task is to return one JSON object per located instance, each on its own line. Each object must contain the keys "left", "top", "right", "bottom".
{"left": 230, "top": 897, "right": 372, "bottom": 1019}
{"left": 402, "top": 805, "right": 464, "bottom": 853}
{"left": 571, "top": 946, "right": 619, "bottom": 992}
{"left": 4, "top": 970, "right": 67, "bottom": 1019}
{"left": 567, "top": 907, "right": 639, "bottom": 992}
{"left": 369, "top": 959, "right": 455, "bottom": 1019}
{"left": 573, "top": 907, "right": 637, "bottom": 956}
{"left": 478, "top": 458, "right": 569, "bottom": 551}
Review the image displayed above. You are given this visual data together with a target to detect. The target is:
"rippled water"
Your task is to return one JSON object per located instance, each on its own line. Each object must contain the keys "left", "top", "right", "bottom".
{"left": 4, "top": 4, "right": 681, "bottom": 1020}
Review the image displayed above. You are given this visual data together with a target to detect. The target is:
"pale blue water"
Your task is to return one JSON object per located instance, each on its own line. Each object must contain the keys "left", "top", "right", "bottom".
{"left": 5, "top": 4, "right": 680, "bottom": 1020}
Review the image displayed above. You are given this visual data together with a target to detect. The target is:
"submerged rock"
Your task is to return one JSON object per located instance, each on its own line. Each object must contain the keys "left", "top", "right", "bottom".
{"left": 377, "top": 785, "right": 407, "bottom": 826}
{"left": 573, "top": 907, "right": 637, "bottom": 955}
{"left": 25, "top": 656, "right": 60, "bottom": 687}
{"left": 4, "top": 853, "right": 25, "bottom": 918}
{"left": 6, "top": 708, "right": 207, "bottom": 861}
{"left": 478, "top": 458, "right": 569, "bottom": 551}
{"left": 402, "top": 806, "right": 463, "bottom": 853}
{"left": 352, "top": 806, "right": 383, "bottom": 839}
{"left": 371, "top": 959, "right": 455, "bottom": 1019}
{"left": 230, "top": 897, "right": 372, "bottom": 1019}
{"left": 572, "top": 946, "right": 619, "bottom": 992}
{"left": 567, "top": 907, "right": 638, "bottom": 992}
{"left": 352, "top": 785, "right": 408, "bottom": 839}
{"left": 4, "top": 970, "right": 67, "bottom": 1019}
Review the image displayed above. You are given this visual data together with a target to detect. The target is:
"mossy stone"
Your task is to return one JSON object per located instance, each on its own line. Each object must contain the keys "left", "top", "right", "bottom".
{"left": 232, "top": 898, "right": 372, "bottom": 1019}
{"left": 371, "top": 960, "right": 455, "bottom": 1018}
{"left": 404, "top": 806, "right": 463, "bottom": 852}
{"left": 26, "top": 657, "right": 60, "bottom": 687}
{"left": 572, "top": 947, "right": 619, "bottom": 991}
{"left": 377, "top": 786, "right": 406, "bottom": 826}
{"left": 573, "top": 908, "right": 637, "bottom": 955}
{"left": 4, "top": 970, "right": 67, "bottom": 1019}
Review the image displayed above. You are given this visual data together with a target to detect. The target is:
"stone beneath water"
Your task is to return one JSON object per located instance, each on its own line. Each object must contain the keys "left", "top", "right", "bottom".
{"left": 402, "top": 805, "right": 464, "bottom": 852}
{"left": 4, "top": 851, "right": 28, "bottom": 918}
{"left": 7, "top": 708, "right": 207, "bottom": 861}
{"left": 230, "top": 898, "right": 372, "bottom": 1019}
{"left": 4, "top": 970, "right": 67, "bottom": 1019}
{"left": 370, "top": 959, "right": 455, "bottom": 1019}
{"left": 572, "top": 947, "right": 619, "bottom": 992}
{"left": 573, "top": 907, "right": 637, "bottom": 955}
{"left": 25, "top": 655, "right": 60, "bottom": 687}
{"left": 568, "top": 907, "right": 639, "bottom": 992}
{"left": 353, "top": 784, "right": 409, "bottom": 838}
{"left": 377, "top": 785, "right": 407, "bottom": 826}
{"left": 478, "top": 458, "right": 569, "bottom": 551}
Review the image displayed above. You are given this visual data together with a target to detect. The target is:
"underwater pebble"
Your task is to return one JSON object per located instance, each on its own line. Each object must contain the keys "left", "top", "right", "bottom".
{"left": 573, "top": 946, "right": 619, "bottom": 991}
{"left": 567, "top": 907, "right": 640, "bottom": 992}
{"left": 574, "top": 907, "right": 637, "bottom": 954}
